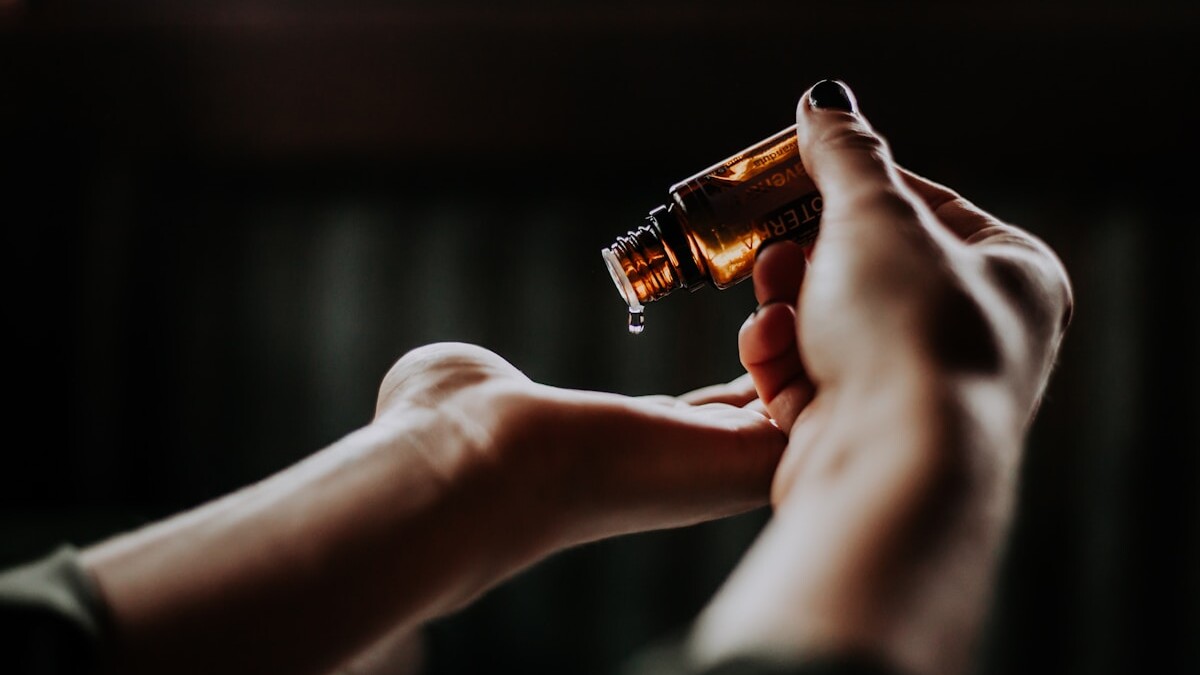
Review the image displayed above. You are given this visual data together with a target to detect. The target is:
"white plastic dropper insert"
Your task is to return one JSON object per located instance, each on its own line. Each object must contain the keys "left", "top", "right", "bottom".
{"left": 601, "top": 247, "right": 646, "bottom": 334}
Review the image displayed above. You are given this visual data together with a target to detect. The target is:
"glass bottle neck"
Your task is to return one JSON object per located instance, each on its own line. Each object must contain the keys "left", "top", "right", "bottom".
{"left": 603, "top": 222, "right": 680, "bottom": 307}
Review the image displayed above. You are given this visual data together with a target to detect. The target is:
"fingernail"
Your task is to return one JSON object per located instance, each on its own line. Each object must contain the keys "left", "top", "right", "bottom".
{"left": 809, "top": 79, "right": 855, "bottom": 112}
{"left": 755, "top": 238, "right": 780, "bottom": 258}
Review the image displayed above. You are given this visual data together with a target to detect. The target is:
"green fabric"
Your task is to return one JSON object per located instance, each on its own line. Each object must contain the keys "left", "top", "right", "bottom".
{"left": 0, "top": 546, "right": 109, "bottom": 675}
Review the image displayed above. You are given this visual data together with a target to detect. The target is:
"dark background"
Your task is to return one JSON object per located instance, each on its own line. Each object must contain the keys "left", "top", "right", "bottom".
{"left": 2, "top": 1, "right": 1198, "bottom": 674}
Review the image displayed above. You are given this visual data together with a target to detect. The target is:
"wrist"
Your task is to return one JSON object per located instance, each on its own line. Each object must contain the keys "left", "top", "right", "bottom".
{"left": 366, "top": 391, "right": 559, "bottom": 609}
{"left": 79, "top": 399, "right": 556, "bottom": 675}
{"left": 698, "top": 373, "right": 1021, "bottom": 675}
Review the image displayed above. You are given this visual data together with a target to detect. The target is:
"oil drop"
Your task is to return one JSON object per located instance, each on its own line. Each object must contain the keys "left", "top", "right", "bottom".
{"left": 627, "top": 309, "right": 645, "bottom": 335}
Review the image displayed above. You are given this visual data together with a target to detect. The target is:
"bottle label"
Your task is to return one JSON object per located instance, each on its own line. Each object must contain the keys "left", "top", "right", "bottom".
{"left": 667, "top": 125, "right": 823, "bottom": 288}
{"left": 749, "top": 191, "right": 823, "bottom": 245}
{"left": 699, "top": 133, "right": 818, "bottom": 233}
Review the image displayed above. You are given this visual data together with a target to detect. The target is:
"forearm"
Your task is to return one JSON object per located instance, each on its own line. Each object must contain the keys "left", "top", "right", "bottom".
{"left": 80, "top": 409, "right": 542, "bottom": 675}
{"left": 688, "top": 374, "right": 1023, "bottom": 675}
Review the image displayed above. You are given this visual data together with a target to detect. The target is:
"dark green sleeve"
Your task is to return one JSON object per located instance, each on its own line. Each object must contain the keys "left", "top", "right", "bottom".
{"left": 0, "top": 545, "right": 111, "bottom": 675}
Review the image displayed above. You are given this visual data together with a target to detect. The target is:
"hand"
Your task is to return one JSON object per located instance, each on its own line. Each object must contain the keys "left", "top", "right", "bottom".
{"left": 689, "top": 80, "right": 1073, "bottom": 675}
{"left": 82, "top": 342, "right": 784, "bottom": 675}
{"left": 372, "top": 341, "right": 784, "bottom": 555}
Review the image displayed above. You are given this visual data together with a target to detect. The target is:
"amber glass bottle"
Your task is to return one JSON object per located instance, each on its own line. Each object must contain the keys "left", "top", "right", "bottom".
{"left": 602, "top": 124, "right": 821, "bottom": 330}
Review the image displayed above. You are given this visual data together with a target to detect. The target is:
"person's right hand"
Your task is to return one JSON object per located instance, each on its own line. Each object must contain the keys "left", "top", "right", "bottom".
{"left": 689, "top": 79, "right": 1073, "bottom": 675}
{"left": 740, "top": 80, "right": 1072, "bottom": 504}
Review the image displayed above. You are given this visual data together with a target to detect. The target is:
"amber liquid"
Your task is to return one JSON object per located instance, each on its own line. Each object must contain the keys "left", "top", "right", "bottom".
{"left": 669, "top": 124, "right": 822, "bottom": 288}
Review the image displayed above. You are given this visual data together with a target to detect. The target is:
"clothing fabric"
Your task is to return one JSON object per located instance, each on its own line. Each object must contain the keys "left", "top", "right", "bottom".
{"left": 0, "top": 546, "right": 905, "bottom": 675}
{"left": 0, "top": 546, "right": 110, "bottom": 675}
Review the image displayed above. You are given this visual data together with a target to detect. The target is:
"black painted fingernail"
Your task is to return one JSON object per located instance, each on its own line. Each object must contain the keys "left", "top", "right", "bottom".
{"left": 755, "top": 238, "right": 780, "bottom": 258}
{"left": 809, "top": 79, "right": 855, "bottom": 112}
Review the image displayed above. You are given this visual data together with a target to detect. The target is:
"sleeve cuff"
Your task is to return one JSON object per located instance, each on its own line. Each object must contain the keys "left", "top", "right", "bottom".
{"left": 0, "top": 545, "right": 112, "bottom": 674}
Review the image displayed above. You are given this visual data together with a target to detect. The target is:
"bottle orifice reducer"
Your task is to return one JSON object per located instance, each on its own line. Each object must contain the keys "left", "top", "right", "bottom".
{"left": 602, "top": 124, "right": 822, "bottom": 331}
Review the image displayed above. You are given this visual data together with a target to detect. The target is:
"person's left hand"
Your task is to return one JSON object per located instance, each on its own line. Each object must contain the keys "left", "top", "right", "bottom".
{"left": 318, "top": 350, "right": 785, "bottom": 675}
{"left": 81, "top": 341, "right": 785, "bottom": 675}
{"left": 372, "top": 342, "right": 785, "bottom": 563}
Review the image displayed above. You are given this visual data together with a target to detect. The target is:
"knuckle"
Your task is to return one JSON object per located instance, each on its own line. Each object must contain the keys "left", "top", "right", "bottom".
{"left": 982, "top": 247, "right": 1074, "bottom": 339}
{"left": 820, "top": 122, "right": 894, "bottom": 164}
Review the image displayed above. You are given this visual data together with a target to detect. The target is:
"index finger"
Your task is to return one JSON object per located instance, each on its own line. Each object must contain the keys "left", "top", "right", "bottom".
{"left": 678, "top": 372, "right": 760, "bottom": 407}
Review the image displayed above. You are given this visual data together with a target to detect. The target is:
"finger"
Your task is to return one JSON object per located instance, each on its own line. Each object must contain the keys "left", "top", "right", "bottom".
{"left": 795, "top": 80, "right": 927, "bottom": 255}
{"left": 641, "top": 401, "right": 786, "bottom": 515}
{"left": 637, "top": 394, "right": 685, "bottom": 408}
{"left": 753, "top": 239, "right": 808, "bottom": 306}
{"left": 797, "top": 80, "right": 899, "bottom": 214}
{"left": 744, "top": 241, "right": 813, "bottom": 429}
{"left": 679, "top": 241, "right": 808, "bottom": 414}
{"left": 678, "top": 372, "right": 759, "bottom": 407}
{"left": 738, "top": 302, "right": 814, "bottom": 431}
{"left": 569, "top": 395, "right": 787, "bottom": 543}
{"left": 743, "top": 398, "right": 769, "bottom": 417}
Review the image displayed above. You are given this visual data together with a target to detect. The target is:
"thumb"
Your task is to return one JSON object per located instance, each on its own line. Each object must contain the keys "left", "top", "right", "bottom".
{"left": 795, "top": 79, "right": 949, "bottom": 339}
{"left": 796, "top": 79, "right": 920, "bottom": 245}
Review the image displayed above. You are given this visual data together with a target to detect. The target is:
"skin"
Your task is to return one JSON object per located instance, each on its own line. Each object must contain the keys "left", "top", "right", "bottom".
{"left": 689, "top": 81, "right": 1072, "bottom": 675}
{"left": 78, "top": 80, "right": 1072, "bottom": 675}
{"left": 80, "top": 348, "right": 785, "bottom": 675}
